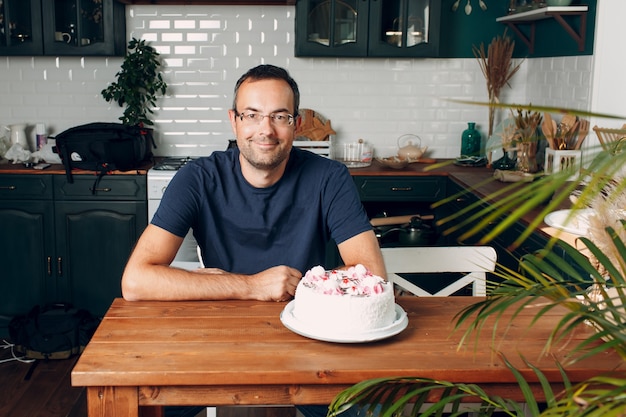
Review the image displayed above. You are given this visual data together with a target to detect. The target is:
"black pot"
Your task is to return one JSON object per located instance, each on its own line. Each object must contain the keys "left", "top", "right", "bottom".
{"left": 376, "top": 216, "right": 436, "bottom": 246}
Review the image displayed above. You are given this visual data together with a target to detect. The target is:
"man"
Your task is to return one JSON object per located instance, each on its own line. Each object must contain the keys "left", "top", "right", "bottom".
{"left": 122, "top": 64, "right": 385, "bottom": 303}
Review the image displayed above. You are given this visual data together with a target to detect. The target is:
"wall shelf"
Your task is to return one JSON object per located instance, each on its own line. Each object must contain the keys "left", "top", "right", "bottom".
{"left": 496, "top": 6, "right": 588, "bottom": 54}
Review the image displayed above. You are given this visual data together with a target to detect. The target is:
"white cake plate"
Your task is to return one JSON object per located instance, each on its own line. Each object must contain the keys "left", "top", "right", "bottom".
{"left": 544, "top": 208, "right": 594, "bottom": 236}
{"left": 280, "top": 301, "right": 408, "bottom": 343}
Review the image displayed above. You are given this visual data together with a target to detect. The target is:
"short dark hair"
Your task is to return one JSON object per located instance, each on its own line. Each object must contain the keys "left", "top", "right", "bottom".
{"left": 232, "top": 65, "right": 300, "bottom": 117}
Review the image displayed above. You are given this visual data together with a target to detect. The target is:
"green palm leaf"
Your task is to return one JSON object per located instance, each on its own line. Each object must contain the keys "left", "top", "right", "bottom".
{"left": 331, "top": 103, "right": 626, "bottom": 417}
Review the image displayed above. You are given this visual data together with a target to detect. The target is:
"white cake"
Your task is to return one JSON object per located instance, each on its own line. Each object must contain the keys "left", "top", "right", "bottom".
{"left": 292, "top": 264, "right": 397, "bottom": 333}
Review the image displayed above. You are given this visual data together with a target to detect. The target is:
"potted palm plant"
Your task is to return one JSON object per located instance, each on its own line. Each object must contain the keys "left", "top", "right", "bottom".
{"left": 328, "top": 103, "right": 626, "bottom": 416}
{"left": 101, "top": 37, "right": 167, "bottom": 127}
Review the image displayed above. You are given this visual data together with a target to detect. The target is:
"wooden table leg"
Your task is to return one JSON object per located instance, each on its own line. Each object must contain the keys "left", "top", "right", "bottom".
{"left": 86, "top": 386, "right": 140, "bottom": 417}
{"left": 139, "top": 406, "right": 164, "bottom": 417}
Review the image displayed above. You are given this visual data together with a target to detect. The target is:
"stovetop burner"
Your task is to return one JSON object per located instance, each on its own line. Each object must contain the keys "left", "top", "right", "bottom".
{"left": 152, "top": 157, "right": 196, "bottom": 171}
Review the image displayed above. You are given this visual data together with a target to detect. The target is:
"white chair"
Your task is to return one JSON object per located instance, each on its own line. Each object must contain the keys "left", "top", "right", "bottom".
{"left": 382, "top": 246, "right": 529, "bottom": 417}
{"left": 381, "top": 246, "right": 497, "bottom": 297}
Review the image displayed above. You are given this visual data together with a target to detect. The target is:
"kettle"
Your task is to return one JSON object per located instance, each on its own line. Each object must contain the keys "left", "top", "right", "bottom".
{"left": 397, "top": 134, "right": 428, "bottom": 161}
{"left": 3, "top": 124, "right": 29, "bottom": 149}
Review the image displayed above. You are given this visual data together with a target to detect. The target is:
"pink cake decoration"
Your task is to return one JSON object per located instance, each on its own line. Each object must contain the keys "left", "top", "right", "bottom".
{"left": 301, "top": 264, "right": 386, "bottom": 296}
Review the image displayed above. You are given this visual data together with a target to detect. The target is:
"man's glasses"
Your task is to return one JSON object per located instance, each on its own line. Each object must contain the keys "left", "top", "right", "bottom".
{"left": 235, "top": 111, "right": 295, "bottom": 127}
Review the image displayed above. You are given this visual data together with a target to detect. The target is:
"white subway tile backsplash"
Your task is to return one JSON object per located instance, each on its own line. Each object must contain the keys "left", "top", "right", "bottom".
{"left": 0, "top": 5, "right": 593, "bottom": 158}
{"left": 149, "top": 20, "right": 171, "bottom": 30}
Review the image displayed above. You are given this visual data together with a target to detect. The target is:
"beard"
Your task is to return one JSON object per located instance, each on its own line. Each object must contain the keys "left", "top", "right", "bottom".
{"left": 239, "top": 138, "right": 291, "bottom": 170}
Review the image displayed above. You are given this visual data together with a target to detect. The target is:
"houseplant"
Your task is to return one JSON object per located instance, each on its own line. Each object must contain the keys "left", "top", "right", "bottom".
{"left": 328, "top": 104, "right": 626, "bottom": 416}
{"left": 101, "top": 37, "right": 167, "bottom": 126}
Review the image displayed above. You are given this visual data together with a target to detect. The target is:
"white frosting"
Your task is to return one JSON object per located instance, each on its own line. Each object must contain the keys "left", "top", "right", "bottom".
{"left": 293, "top": 265, "right": 396, "bottom": 333}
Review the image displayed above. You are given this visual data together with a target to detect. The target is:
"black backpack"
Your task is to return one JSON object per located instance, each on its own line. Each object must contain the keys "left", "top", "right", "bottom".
{"left": 53, "top": 122, "right": 155, "bottom": 183}
{"left": 8, "top": 304, "right": 100, "bottom": 360}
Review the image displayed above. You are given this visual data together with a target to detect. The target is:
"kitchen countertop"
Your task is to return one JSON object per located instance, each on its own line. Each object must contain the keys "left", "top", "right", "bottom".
{"left": 0, "top": 157, "right": 576, "bottom": 245}
{"left": 0, "top": 159, "right": 152, "bottom": 175}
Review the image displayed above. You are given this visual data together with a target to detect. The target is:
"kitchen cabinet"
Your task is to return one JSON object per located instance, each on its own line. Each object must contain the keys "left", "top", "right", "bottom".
{"left": 354, "top": 176, "right": 445, "bottom": 202}
{"left": 0, "top": 174, "right": 147, "bottom": 338}
{"left": 0, "top": 175, "right": 54, "bottom": 332}
{"left": 0, "top": 0, "right": 43, "bottom": 55}
{"left": 439, "top": 178, "right": 562, "bottom": 273}
{"left": 0, "top": 0, "right": 126, "bottom": 56}
{"left": 117, "top": 0, "right": 295, "bottom": 3}
{"left": 295, "top": 0, "right": 441, "bottom": 57}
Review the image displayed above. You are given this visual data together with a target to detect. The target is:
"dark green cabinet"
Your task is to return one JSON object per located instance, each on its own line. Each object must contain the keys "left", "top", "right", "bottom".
{"left": 353, "top": 176, "right": 446, "bottom": 202}
{"left": 0, "top": 175, "right": 54, "bottom": 325}
{"left": 0, "top": 0, "right": 43, "bottom": 55}
{"left": 439, "top": 178, "right": 562, "bottom": 273}
{"left": 0, "top": 0, "right": 126, "bottom": 56}
{"left": 295, "top": 0, "right": 441, "bottom": 57}
{"left": 0, "top": 174, "right": 147, "bottom": 338}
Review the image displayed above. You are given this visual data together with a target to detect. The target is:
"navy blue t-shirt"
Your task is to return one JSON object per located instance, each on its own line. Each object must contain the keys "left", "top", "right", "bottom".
{"left": 152, "top": 147, "right": 371, "bottom": 275}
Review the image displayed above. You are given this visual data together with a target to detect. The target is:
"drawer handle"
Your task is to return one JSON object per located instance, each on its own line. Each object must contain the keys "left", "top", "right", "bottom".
{"left": 90, "top": 187, "right": 112, "bottom": 192}
{"left": 0, "top": 185, "right": 16, "bottom": 190}
{"left": 391, "top": 187, "right": 413, "bottom": 192}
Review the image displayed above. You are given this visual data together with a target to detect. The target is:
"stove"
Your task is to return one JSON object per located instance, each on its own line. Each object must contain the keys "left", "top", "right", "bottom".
{"left": 148, "top": 156, "right": 201, "bottom": 264}
{"left": 148, "top": 157, "right": 198, "bottom": 199}
{"left": 152, "top": 156, "right": 197, "bottom": 171}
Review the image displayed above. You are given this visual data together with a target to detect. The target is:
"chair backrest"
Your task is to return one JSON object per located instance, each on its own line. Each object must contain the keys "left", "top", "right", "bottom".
{"left": 381, "top": 246, "right": 497, "bottom": 296}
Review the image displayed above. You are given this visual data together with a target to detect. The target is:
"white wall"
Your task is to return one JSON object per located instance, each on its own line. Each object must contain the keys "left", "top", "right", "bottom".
{"left": 0, "top": 5, "right": 595, "bottom": 159}
{"left": 589, "top": 0, "right": 626, "bottom": 130}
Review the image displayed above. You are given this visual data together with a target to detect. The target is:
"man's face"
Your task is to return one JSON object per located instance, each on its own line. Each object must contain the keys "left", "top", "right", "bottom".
{"left": 229, "top": 78, "right": 298, "bottom": 171}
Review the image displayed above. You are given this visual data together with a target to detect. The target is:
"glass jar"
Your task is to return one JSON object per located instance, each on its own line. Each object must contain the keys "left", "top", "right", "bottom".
{"left": 516, "top": 141, "right": 539, "bottom": 173}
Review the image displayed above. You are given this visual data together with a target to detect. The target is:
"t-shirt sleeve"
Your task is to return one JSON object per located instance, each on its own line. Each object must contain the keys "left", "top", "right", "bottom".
{"left": 322, "top": 164, "right": 372, "bottom": 245}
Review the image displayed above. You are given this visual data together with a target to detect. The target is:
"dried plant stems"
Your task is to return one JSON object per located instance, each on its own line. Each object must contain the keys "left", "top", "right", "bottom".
{"left": 512, "top": 107, "right": 542, "bottom": 143}
{"left": 473, "top": 32, "right": 523, "bottom": 136}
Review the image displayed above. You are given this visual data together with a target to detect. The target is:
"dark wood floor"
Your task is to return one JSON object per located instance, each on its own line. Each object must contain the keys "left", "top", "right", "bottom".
{"left": 0, "top": 346, "right": 295, "bottom": 417}
{"left": 0, "top": 346, "right": 86, "bottom": 417}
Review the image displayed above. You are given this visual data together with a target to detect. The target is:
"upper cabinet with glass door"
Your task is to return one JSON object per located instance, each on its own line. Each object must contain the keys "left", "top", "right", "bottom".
{"left": 0, "top": 0, "right": 43, "bottom": 55}
{"left": 42, "top": 0, "right": 126, "bottom": 56}
{"left": 0, "top": 0, "right": 125, "bottom": 56}
{"left": 295, "top": 0, "right": 368, "bottom": 57}
{"left": 295, "top": 0, "right": 441, "bottom": 57}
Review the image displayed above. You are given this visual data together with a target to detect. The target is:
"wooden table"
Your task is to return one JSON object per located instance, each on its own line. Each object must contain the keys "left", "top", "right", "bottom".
{"left": 72, "top": 297, "right": 623, "bottom": 417}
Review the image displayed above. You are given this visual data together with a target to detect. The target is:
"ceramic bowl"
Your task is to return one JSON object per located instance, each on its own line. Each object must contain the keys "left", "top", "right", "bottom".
{"left": 376, "top": 156, "right": 409, "bottom": 169}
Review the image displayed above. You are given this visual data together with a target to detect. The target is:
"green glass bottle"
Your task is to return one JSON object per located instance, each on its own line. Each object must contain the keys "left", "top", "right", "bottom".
{"left": 460, "top": 122, "right": 481, "bottom": 157}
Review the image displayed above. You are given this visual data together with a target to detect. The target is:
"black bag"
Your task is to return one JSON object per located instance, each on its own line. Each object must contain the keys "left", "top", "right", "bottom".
{"left": 53, "top": 122, "right": 155, "bottom": 183}
{"left": 8, "top": 304, "right": 100, "bottom": 360}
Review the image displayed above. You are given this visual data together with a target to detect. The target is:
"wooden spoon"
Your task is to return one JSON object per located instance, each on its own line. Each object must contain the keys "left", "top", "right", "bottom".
{"left": 560, "top": 114, "right": 577, "bottom": 138}
{"left": 541, "top": 120, "right": 555, "bottom": 149}
{"left": 544, "top": 113, "right": 554, "bottom": 135}
{"left": 574, "top": 119, "right": 589, "bottom": 150}
{"left": 565, "top": 120, "right": 579, "bottom": 149}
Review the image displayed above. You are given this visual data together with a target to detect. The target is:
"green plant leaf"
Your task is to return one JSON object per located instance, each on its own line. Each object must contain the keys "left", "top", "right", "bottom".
{"left": 101, "top": 37, "right": 167, "bottom": 126}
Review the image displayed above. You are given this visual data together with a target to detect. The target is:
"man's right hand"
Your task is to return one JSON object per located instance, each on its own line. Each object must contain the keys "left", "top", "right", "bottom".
{"left": 250, "top": 265, "right": 302, "bottom": 302}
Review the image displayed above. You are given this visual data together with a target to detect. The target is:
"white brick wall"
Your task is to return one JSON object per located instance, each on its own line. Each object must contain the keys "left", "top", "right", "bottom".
{"left": 0, "top": 5, "right": 593, "bottom": 159}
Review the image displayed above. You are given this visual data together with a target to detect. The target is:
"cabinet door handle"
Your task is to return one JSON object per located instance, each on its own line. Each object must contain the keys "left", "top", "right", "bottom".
{"left": 57, "top": 257, "right": 63, "bottom": 276}
{"left": 0, "top": 185, "right": 16, "bottom": 190}
{"left": 90, "top": 187, "right": 112, "bottom": 192}
{"left": 391, "top": 187, "right": 413, "bottom": 192}
{"left": 47, "top": 256, "right": 52, "bottom": 276}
